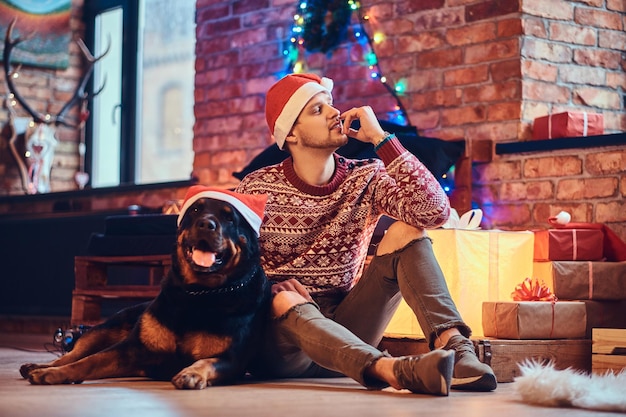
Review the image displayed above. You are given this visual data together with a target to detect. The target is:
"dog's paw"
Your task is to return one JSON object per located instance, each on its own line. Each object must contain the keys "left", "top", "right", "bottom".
{"left": 27, "top": 368, "right": 75, "bottom": 385}
{"left": 171, "top": 370, "right": 211, "bottom": 390}
{"left": 19, "top": 363, "right": 48, "bottom": 379}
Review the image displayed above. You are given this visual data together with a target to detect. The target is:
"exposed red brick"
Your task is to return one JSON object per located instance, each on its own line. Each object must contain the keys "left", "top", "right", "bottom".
{"left": 575, "top": 8, "right": 622, "bottom": 30}
{"left": 522, "top": 0, "right": 573, "bottom": 20}
{"left": 466, "top": 0, "right": 520, "bottom": 22}
{"left": 491, "top": 59, "right": 522, "bottom": 82}
{"left": 521, "top": 17, "right": 548, "bottom": 38}
{"left": 559, "top": 65, "right": 605, "bottom": 86}
{"left": 475, "top": 160, "right": 522, "bottom": 182}
{"left": 574, "top": 87, "right": 621, "bottom": 109}
{"left": 441, "top": 105, "right": 487, "bottom": 126}
{"left": 549, "top": 22, "right": 596, "bottom": 46}
{"left": 599, "top": 29, "right": 626, "bottom": 51}
{"left": 416, "top": 48, "right": 464, "bottom": 68}
{"left": 396, "top": 0, "right": 445, "bottom": 14}
{"left": 397, "top": 32, "right": 445, "bottom": 53}
{"left": 596, "top": 201, "right": 626, "bottom": 222}
{"left": 500, "top": 180, "right": 553, "bottom": 201}
{"left": 497, "top": 18, "right": 523, "bottom": 37}
{"left": 465, "top": 120, "right": 520, "bottom": 141}
{"left": 585, "top": 150, "right": 626, "bottom": 175}
{"left": 446, "top": 22, "right": 497, "bottom": 46}
{"left": 574, "top": 49, "right": 623, "bottom": 70}
{"left": 465, "top": 39, "right": 519, "bottom": 64}
{"left": 607, "top": 0, "right": 626, "bottom": 12}
{"left": 523, "top": 38, "right": 572, "bottom": 63}
{"left": 233, "top": 0, "right": 269, "bottom": 15}
{"left": 488, "top": 101, "right": 521, "bottom": 121}
{"left": 523, "top": 80, "right": 570, "bottom": 103}
{"left": 412, "top": 9, "right": 464, "bottom": 31}
{"left": 465, "top": 80, "right": 521, "bottom": 103}
{"left": 406, "top": 70, "right": 443, "bottom": 91}
{"left": 523, "top": 156, "right": 583, "bottom": 178}
{"left": 444, "top": 65, "right": 489, "bottom": 86}
{"left": 557, "top": 177, "right": 618, "bottom": 200}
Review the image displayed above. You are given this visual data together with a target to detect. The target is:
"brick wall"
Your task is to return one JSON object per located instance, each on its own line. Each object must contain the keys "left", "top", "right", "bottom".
{"left": 193, "top": 0, "right": 625, "bottom": 240}
{"left": 1, "top": 0, "right": 624, "bottom": 241}
{"left": 0, "top": 0, "right": 86, "bottom": 195}
{"left": 475, "top": 146, "right": 626, "bottom": 238}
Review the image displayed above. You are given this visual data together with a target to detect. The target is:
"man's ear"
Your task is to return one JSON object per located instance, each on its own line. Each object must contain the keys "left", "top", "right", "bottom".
{"left": 284, "top": 132, "right": 297, "bottom": 147}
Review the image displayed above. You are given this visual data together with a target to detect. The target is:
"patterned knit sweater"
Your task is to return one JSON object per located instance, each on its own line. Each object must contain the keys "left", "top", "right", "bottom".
{"left": 236, "top": 137, "right": 450, "bottom": 297}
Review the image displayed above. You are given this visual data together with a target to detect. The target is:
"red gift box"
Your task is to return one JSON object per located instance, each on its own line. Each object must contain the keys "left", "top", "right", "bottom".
{"left": 532, "top": 112, "right": 604, "bottom": 140}
{"left": 534, "top": 229, "right": 605, "bottom": 261}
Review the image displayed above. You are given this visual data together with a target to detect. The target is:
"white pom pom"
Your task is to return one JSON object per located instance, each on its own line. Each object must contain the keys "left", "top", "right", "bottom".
{"left": 555, "top": 211, "right": 571, "bottom": 225}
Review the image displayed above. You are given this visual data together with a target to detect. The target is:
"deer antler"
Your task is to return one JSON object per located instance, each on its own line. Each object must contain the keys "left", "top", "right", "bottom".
{"left": 3, "top": 18, "right": 109, "bottom": 128}
{"left": 2, "top": 19, "right": 46, "bottom": 124}
{"left": 55, "top": 38, "right": 110, "bottom": 127}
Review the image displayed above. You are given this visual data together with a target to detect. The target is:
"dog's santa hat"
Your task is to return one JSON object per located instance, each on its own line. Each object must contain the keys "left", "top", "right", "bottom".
{"left": 265, "top": 73, "right": 333, "bottom": 150}
{"left": 178, "top": 185, "right": 267, "bottom": 236}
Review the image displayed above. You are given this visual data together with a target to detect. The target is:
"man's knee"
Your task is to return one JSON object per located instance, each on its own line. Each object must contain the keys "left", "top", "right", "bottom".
{"left": 271, "top": 291, "right": 310, "bottom": 318}
{"left": 376, "top": 221, "right": 426, "bottom": 256}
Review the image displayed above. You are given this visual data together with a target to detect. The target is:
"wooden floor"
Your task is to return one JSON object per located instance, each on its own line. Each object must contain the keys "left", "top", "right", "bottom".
{"left": 0, "top": 333, "right": 613, "bottom": 417}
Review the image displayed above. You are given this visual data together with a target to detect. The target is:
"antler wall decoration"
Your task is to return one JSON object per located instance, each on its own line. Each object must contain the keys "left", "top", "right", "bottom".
{"left": 2, "top": 18, "right": 108, "bottom": 194}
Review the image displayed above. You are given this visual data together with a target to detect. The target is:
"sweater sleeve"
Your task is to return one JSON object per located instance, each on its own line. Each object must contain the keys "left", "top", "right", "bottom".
{"left": 372, "top": 136, "right": 451, "bottom": 229}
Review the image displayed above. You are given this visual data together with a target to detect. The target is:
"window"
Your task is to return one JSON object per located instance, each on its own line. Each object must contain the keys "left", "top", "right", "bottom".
{"left": 83, "top": 0, "right": 195, "bottom": 188}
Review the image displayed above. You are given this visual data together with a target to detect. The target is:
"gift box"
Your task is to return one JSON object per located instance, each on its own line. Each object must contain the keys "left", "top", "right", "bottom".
{"left": 584, "top": 300, "right": 626, "bottom": 338}
{"left": 533, "top": 261, "right": 626, "bottom": 300}
{"left": 482, "top": 301, "right": 587, "bottom": 339}
{"left": 534, "top": 229, "right": 605, "bottom": 261}
{"left": 532, "top": 111, "right": 604, "bottom": 140}
{"left": 385, "top": 229, "right": 534, "bottom": 338}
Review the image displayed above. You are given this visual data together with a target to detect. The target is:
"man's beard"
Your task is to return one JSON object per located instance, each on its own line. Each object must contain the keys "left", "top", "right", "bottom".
{"left": 299, "top": 129, "right": 348, "bottom": 150}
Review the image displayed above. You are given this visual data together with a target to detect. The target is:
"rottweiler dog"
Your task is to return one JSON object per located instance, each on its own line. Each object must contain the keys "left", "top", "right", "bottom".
{"left": 20, "top": 188, "right": 270, "bottom": 389}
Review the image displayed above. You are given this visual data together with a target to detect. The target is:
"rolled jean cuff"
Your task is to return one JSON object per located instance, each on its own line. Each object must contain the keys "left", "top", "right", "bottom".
{"left": 429, "top": 322, "right": 472, "bottom": 350}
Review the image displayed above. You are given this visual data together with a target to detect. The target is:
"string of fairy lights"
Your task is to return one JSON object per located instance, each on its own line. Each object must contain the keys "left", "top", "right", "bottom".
{"left": 282, "top": 0, "right": 409, "bottom": 126}
{"left": 279, "top": 0, "right": 456, "bottom": 193}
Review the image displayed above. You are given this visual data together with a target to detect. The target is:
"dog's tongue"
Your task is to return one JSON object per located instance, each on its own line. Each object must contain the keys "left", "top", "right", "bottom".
{"left": 192, "top": 249, "right": 216, "bottom": 267}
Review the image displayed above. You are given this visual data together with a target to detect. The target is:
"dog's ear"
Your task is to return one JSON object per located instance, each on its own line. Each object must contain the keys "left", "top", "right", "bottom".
{"left": 237, "top": 223, "right": 260, "bottom": 260}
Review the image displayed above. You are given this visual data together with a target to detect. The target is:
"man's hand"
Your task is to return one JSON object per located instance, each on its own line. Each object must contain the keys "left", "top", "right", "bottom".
{"left": 340, "top": 106, "right": 387, "bottom": 146}
{"left": 271, "top": 278, "right": 314, "bottom": 303}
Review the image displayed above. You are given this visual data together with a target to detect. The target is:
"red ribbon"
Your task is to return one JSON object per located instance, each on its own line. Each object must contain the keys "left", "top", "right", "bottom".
{"left": 511, "top": 277, "right": 557, "bottom": 302}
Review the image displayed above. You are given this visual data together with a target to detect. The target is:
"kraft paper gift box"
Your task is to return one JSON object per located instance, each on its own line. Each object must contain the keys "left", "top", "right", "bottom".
{"left": 532, "top": 261, "right": 626, "bottom": 300}
{"left": 482, "top": 301, "right": 587, "bottom": 339}
{"left": 532, "top": 111, "right": 604, "bottom": 140}
{"left": 583, "top": 300, "right": 626, "bottom": 338}
{"left": 534, "top": 229, "right": 605, "bottom": 261}
{"left": 385, "top": 229, "right": 534, "bottom": 338}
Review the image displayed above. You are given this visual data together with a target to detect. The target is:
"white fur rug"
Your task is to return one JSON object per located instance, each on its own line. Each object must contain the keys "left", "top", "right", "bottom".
{"left": 514, "top": 361, "right": 626, "bottom": 412}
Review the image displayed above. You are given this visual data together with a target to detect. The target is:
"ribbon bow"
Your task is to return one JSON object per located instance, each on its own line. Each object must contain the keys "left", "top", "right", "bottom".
{"left": 442, "top": 208, "right": 482, "bottom": 229}
{"left": 511, "top": 277, "right": 557, "bottom": 302}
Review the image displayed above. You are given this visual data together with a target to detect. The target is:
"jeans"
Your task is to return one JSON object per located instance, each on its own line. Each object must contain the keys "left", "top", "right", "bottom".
{"left": 249, "top": 236, "right": 470, "bottom": 388}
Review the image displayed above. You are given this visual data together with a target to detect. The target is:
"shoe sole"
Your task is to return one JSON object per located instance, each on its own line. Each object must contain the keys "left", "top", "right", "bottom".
{"left": 451, "top": 373, "right": 497, "bottom": 391}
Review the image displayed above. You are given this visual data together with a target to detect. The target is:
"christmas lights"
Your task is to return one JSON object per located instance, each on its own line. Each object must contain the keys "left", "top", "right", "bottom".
{"left": 283, "top": 0, "right": 408, "bottom": 125}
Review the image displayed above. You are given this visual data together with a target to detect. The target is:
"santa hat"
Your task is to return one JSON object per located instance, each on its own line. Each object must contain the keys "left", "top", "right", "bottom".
{"left": 265, "top": 73, "right": 334, "bottom": 149}
{"left": 178, "top": 185, "right": 267, "bottom": 236}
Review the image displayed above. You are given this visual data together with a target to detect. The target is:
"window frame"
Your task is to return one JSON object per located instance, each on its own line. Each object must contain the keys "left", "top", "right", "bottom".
{"left": 83, "top": 0, "right": 140, "bottom": 186}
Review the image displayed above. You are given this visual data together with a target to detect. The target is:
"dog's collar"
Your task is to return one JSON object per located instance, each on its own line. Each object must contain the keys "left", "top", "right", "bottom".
{"left": 184, "top": 267, "right": 258, "bottom": 296}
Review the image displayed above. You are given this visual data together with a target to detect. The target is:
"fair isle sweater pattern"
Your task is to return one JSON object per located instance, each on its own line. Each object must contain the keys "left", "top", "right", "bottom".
{"left": 236, "top": 138, "right": 450, "bottom": 297}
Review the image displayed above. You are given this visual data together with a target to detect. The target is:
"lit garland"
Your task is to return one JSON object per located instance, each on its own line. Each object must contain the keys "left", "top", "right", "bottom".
{"left": 282, "top": 0, "right": 409, "bottom": 125}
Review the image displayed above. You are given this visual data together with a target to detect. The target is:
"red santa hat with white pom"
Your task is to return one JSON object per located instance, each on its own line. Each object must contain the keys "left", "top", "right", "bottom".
{"left": 265, "top": 73, "right": 334, "bottom": 150}
{"left": 178, "top": 185, "right": 267, "bottom": 236}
